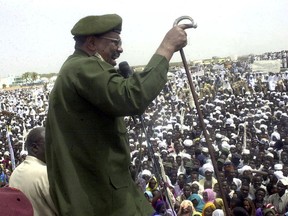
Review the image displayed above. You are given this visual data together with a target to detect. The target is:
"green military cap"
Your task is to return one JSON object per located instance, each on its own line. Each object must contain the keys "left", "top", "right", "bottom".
{"left": 71, "top": 14, "right": 122, "bottom": 36}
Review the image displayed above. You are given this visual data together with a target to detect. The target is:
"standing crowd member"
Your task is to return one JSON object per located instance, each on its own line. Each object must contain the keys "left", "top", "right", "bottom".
{"left": 45, "top": 13, "right": 192, "bottom": 215}
{"left": 9, "top": 127, "right": 58, "bottom": 216}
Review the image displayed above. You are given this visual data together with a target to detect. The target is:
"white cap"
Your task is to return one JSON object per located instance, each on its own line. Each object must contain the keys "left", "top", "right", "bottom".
{"left": 202, "top": 163, "right": 214, "bottom": 173}
{"left": 279, "top": 177, "right": 288, "bottom": 186}
{"left": 221, "top": 141, "right": 230, "bottom": 150}
{"left": 242, "top": 149, "right": 250, "bottom": 155}
{"left": 215, "top": 133, "right": 223, "bottom": 139}
{"left": 266, "top": 152, "right": 274, "bottom": 158}
{"left": 183, "top": 139, "right": 193, "bottom": 147}
{"left": 158, "top": 141, "right": 167, "bottom": 149}
{"left": 182, "top": 153, "right": 191, "bottom": 160}
{"left": 202, "top": 147, "right": 209, "bottom": 153}
{"left": 274, "top": 164, "right": 283, "bottom": 170}
{"left": 238, "top": 165, "right": 252, "bottom": 175}
{"left": 20, "top": 150, "right": 28, "bottom": 157}
{"left": 141, "top": 169, "right": 152, "bottom": 178}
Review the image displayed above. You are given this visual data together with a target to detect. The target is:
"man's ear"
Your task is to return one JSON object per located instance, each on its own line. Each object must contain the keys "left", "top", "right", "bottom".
{"left": 31, "top": 142, "right": 39, "bottom": 154}
{"left": 86, "top": 36, "right": 98, "bottom": 51}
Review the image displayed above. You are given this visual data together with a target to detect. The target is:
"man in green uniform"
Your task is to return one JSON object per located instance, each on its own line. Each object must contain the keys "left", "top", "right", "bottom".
{"left": 45, "top": 14, "right": 191, "bottom": 215}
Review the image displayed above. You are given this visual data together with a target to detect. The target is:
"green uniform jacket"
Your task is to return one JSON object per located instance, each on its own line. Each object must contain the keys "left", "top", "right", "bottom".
{"left": 45, "top": 49, "right": 169, "bottom": 216}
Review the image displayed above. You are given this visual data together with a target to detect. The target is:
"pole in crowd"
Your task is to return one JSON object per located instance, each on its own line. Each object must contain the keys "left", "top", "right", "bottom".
{"left": 6, "top": 125, "right": 16, "bottom": 171}
{"left": 1, "top": 111, "right": 17, "bottom": 170}
{"left": 173, "top": 16, "right": 231, "bottom": 214}
{"left": 139, "top": 115, "right": 176, "bottom": 215}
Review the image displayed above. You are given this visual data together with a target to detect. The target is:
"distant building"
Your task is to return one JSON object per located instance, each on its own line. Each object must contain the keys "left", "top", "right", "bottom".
{"left": 0, "top": 76, "right": 17, "bottom": 89}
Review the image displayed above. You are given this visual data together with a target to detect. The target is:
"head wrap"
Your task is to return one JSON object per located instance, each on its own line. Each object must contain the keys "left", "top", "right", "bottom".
{"left": 202, "top": 163, "right": 214, "bottom": 174}
{"left": 146, "top": 176, "right": 159, "bottom": 191}
{"left": 141, "top": 169, "right": 152, "bottom": 178}
{"left": 203, "top": 188, "right": 216, "bottom": 203}
{"left": 183, "top": 139, "right": 193, "bottom": 147}
{"left": 188, "top": 194, "right": 205, "bottom": 212}
{"left": 242, "top": 149, "right": 250, "bottom": 155}
{"left": 202, "top": 202, "right": 216, "bottom": 216}
{"left": 233, "top": 178, "right": 242, "bottom": 191}
{"left": 274, "top": 164, "right": 283, "bottom": 171}
{"left": 278, "top": 177, "right": 288, "bottom": 186}
{"left": 144, "top": 190, "right": 153, "bottom": 199}
{"left": 214, "top": 198, "right": 224, "bottom": 210}
{"left": 202, "top": 147, "right": 209, "bottom": 153}
{"left": 191, "top": 181, "right": 204, "bottom": 195}
{"left": 238, "top": 165, "right": 252, "bottom": 175}
{"left": 212, "top": 209, "right": 225, "bottom": 216}
{"left": 179, "top": 200, "right": 195, "bottom": 213}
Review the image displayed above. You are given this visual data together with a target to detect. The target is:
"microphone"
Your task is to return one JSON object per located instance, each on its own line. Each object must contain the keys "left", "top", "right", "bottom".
{"left": 118, "top": 61, "right": 138, "bottom": 124}
{"left": 118, "top": 61, "right": 133, "bottom": 78}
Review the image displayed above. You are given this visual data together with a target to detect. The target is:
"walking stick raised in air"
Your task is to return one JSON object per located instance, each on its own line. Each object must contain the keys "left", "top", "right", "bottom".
{"left": 173, "top": 16, "right": 230, "bottom": 215}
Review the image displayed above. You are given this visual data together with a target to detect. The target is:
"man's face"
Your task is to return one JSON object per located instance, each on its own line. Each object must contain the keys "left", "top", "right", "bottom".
{"left": 277, "top": 181, "right": 287, "bottom": 194}
{"left": 203, "top": 206, "right": 214, "bottom": 216}
{"left": 96, "top": 32, "right": 122, "bottom": 66}
{"left": 255, "top": 190, "right": 265, "bottom": 201}
{"left": 253, "top": 177, "right": 262, "bottom": 189}
{"left": 168, "top": 156, "right": 174, "bottom": 164}
{"left": 191, "top": 173, "right": 198, "bottom": 182}
{"left": 170, "top": 172, "right": 178, "bottom": 184}
{"left": 205, "top": 171, "right": 213, "bottom": 180}
{"left": 202, "top": 191, "right": 208, "bottom": 202}
{"left": 148, "top": 178, "right": 157, "bottom": 189}
{"left": 240, "top": 185, "right": 250, "bottom": 198}
{"left": 182, "top": 206, "right": 193, "bottom": 214}
{"left": 219, "top": 180, "right": 228, "bottom": 192}
{"left": 183, "top": 185, "right": 191, "bottom": 197}
{"left": 283, "top": 165, "right": 288, "bottom": 176}
{"left": 191, "top": 184, "right": 199, "bottom": 194}
{"left": 281, "top": 152, "right": 288, "bottom": 165}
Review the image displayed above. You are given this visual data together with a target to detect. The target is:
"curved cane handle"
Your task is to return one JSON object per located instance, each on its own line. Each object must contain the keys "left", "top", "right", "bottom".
{"left": 173, "top": 16, "right": 197, "bottom": 28}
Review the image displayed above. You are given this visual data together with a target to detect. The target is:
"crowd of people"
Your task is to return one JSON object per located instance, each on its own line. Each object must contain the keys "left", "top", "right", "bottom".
{"left": 126, "top": 51, "right": 288, "bottom": 215}
{"left": 0, "top": 50, "right": 288, "bottom": 215}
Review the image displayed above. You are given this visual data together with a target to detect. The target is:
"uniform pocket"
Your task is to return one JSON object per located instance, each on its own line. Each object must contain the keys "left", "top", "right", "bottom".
{"left": 109, "top": 174, "right": 130, "bottom": 189}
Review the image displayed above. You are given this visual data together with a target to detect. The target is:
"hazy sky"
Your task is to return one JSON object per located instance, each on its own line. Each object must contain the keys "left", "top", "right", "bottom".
{"left": 1, "top": 0, "right": 287, "bottom": 78}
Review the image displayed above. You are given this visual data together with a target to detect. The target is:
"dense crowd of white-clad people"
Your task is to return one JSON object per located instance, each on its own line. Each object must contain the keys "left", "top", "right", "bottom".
{"left": 1, "top": 49, "right": 288, "bottom": 216}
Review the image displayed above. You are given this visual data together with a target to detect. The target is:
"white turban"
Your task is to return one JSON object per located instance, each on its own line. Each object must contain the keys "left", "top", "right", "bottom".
{"left": 279, "top": 177, "right": 288, "bottom": 186}
{"left": 141, "top": 169, "right": 152, "bottom": 178}
{"left": 242, "top": 149, "right": 250, "bottom": 155}
{"left": 212, "top": 209, "right": 225, "bottom": 216}
{"left": 158, "top": 141, "right": 167, "bottom": 149}
{"left": 202, "top": 163, "right": 214, "bottom": 173}
{"left": 233, "top": 178, "right": 242, "bottom": 191}
{"left": 271, "top": 131, "right": 280, "bottom": 140}
{"left": 238, "top": 165, "right": 252, "bottom": 175}
{"left": 183, "top": 139, "right": 193, "bottom": 147}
